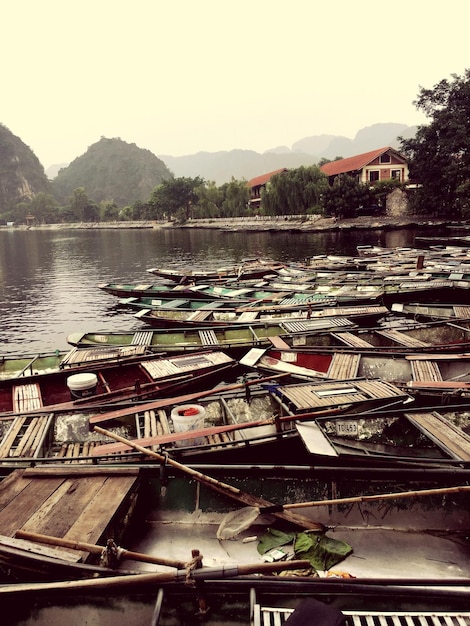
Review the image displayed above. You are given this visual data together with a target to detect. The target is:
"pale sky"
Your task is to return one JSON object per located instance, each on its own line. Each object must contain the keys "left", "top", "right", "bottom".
{"left": 2, "top": 1, "right": 469, "bottom": 169}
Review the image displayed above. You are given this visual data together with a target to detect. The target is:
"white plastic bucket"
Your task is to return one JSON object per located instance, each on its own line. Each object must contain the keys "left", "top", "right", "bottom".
{"left": 171, "top": 404, "right": 206, "bottom": 447}
{"left": 67, "top": 373, "right": 98, "bottom": 400}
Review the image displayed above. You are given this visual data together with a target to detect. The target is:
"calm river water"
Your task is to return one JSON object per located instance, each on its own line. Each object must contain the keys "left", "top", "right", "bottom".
{"left": 0, "top": 226, "right": 434, "bottom": 354}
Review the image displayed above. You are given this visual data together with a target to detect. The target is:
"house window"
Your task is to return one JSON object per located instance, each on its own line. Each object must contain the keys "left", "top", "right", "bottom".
{"left": 369, "top": 170, "right": 380, "bottom": 182}
{"left": 391, "top": 170, "right": 401, "bottom": 181}
{"left": 380, "top": 153, "right": 391, "bottom": 163}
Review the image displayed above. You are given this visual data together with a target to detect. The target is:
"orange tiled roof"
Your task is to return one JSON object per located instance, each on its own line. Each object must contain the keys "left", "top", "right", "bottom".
{"left": 248, "top": 168, "right": 287, "bottom": 188}
{"left": 320, "top": 147, "right": 397, "bottom": 177}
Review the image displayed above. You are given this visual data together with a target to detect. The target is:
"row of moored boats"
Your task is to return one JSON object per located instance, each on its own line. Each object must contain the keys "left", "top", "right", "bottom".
{"left": 0, "top": 247, "right": 469, "bottom": 623}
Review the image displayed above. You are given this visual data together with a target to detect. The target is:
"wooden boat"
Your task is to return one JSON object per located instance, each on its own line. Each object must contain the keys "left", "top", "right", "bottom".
{"left": 66, "top": 318, "right": 357, "bottom": 355}
{"left": 415, "top": 234, "right": 470, "bottom": 247}
{"left": 0, "top": 350, "right": 237, "bottom": 417}
{"left": 82, "top": 389, "right": 470, "bottom": 470}
{"left": 391, "top": 302, "right": 470, "bottom": 321}
{"left": 0, "top": 345, "right": 155, "bottom": 380}
{"left": 0, "top": 368, "right": 440, "bottom": 474}
{"left": 0, "top": 461, "right": 468, "bottom": 617}
{"left": 275, "top": 318, "right": 470, "bottom": 354}
{"left": 240, "top": 345, "right": 470, "bottom": 404}
{"left": 146, "top": 259, "right": 286, "bottom": 283}
{"left": 1, "top": 575, "right": 468, "bottom": 625}
{"left": 98, "top": 281, "right": 226, "bottom": 300}
{"left": 116, "top": 294, "right": 254, "bottom": 312}
{"left": 134, "top": 304, "right": 389, "bottom": 329}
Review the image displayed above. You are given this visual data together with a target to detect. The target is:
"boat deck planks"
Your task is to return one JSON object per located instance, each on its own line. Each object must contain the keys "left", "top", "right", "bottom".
{"left": 0, "top": 414, "right": 53, "bottom": 459}
{"left": 12, "top": 383, "right": 43, "bottom": 412}
{"left": 131, "top": 331, "right": 154, "bottom": 345}
{"left": 376, "top": 329, "right": 431, "bottom": 348}
{"left": 0, "top": 468, "right": 140, "bottom": 562}
{"left": 453, "top": 305, "right": 470, "bottom": 318}
{"left": 198, "top": 329, "right": 219, "bottom": 345}
{"left": 327, "top": 353, "right": 360, "bottom": 379}
{"left": 60, "top": 345, "right": 147, "bottom": 367}
{"left": 330, "top": 331, "right": 375, "bottom": 348}
{"left": 405, "top": 412, "right": 470, "bottom": 461}
{"left": 410, "top": 360, "right": 443, "bottom": 381}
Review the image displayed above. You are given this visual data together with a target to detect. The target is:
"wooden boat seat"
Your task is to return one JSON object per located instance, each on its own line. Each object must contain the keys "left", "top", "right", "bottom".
{"left": 268, "top": 336, "right": 291, "bottom": 349}
{"left": 453, "top": 305, "right": 470, "bottom": 318}
{"left": 404, "top": 412, "right": 470, "bottom": 461}
{"left": 158, "top": 299, "right": 189, "bottom": 308}
{"left": 60, "top": 345, "right": 147, "bottom": 367}
{"left": 55, "top": 440, "right": 107, "bottom": 461}
{"left": 12, "top": 383, "right": 43, "bottom": 412}
{"left": 131, "top": 330, "right": 154, "bottom": 345}
{"left": 330, "top": 331, "right": 375, "bottom": 348}
{"left": 0, "top": 414, "right": 53, "bottom": 458}
{"left": 199, "top": 329, "right": 219, "bottom": 345}
{"left": 238, "top": 311, "right": 260, "bottom": 322}
{"left": 376, "top": 329, "right": 431, "bottom": 348}
{"left": 252, "top": 604, "right": 470, "bottom": 626}
{"left": 327, "top": 353, "right": 360, "bottom": 379}
{"left": 186, "top": 310, "right": 214, "bottom": 322}
{"left": 410, "top": 360, "right": 442, "bottom": 381}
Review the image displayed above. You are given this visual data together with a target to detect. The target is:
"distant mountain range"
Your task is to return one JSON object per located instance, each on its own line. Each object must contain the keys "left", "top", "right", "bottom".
{"left": 157, "top": 123, "right": 417, "bottom": 185}
{"left": 0, "top": 122, "right": 417, "bottom": 211}
{"left": 46, "top": 122, "right": 417, "bottom": 186}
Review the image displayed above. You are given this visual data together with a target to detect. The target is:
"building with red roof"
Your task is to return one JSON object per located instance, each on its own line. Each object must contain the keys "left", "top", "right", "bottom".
{"left": 247, "top": 168, "right": 288, "bottom": 210}
{"left": 320, "top": 147, "right": 409, "bottom": 185}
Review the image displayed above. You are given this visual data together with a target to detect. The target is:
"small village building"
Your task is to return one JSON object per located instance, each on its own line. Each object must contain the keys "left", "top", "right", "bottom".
{"left": 247, "top": 168, "right": 288, "bottom": 211}
{"left": 320, "top": 147, "right": 409, "bottom": 186}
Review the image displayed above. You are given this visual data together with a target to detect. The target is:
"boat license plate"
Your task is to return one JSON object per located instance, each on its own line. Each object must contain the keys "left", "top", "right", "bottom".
{"left": 335, "top": 421, "right": 358, "bottom": 436}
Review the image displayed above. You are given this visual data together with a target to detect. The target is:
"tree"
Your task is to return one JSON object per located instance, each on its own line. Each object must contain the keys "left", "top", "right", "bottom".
{"left": 69, "top": 187, "right": 99, "bottom": 221}
{"left": 194, "top": 181, "right": 224, "bottom": 218}
{"left": 219, "top": 178, "right": 250, "bottom": 217}
{"left": 400, "top": 69, "right": 470, "bottom": 217}
{"left": 29, "top": 193, "right": 60, "bottom": 223}
{"left": 146, "top": 177, "right": 204, "bottom": 222}
{"left": 262, "top": 166, "right": 328, "bottom": 216}
{"left": 322, "top": 175, "right": 373, "bottom": 218}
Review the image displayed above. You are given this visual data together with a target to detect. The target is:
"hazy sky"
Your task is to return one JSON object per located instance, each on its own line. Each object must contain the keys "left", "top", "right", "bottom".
{"left": 2, "top": 1, "right": 469, "bottom": 169}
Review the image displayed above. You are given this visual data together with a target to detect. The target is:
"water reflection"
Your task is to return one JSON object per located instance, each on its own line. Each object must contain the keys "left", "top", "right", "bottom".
{"left": 0, "top": 226, "right": 428, "bottom": 353}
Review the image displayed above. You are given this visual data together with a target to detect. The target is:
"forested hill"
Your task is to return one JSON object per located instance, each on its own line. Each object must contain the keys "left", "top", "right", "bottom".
{"left": 0, "top": 123, "right": 51, "bottom": 209}
{"left": 51, "top": 137, "right": 173, "bottom": 207}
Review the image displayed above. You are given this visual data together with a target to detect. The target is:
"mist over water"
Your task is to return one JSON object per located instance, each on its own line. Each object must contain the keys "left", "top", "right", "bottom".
{"left": 0, "top": 227, "right": 427, "bottom": 354}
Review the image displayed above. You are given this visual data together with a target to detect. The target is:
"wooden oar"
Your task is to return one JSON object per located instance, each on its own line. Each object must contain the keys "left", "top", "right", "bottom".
{"left": 91, "top": 418, "right": 281, "bottom": 456}
{"left": 93, "top": 425, "right": 325, "bottom": 532}
{"left": 14, "top": 530, "right": 186, "bottom": 569}
{"left": 89, "top": 372, "right": 291, "bottom": 425}
{"left": 216, "top": 484, "right": 470, "bottom": 539}
{"left": 0, "top": 559, "right": 312, "bottom": 594}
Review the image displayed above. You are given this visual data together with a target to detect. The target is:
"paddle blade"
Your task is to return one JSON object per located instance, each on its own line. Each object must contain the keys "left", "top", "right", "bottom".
{"left": 216, "top": 506, "right": 261, "bottom": 540}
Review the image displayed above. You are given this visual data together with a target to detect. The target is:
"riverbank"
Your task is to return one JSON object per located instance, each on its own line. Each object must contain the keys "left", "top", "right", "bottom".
{"left": 5, "top": 214, "right": 454, "bottom": 233}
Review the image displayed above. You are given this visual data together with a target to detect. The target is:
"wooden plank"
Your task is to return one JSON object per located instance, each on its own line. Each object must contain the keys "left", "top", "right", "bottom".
{"left": 405, "top": 412, "right": 470, "bottom": 461}
{"left": 62, "top": 475, "right": 139, "bottom": 550}
{"left": 330, "top": 332, "right": 374, "bottom": 348}
{"left": 198, "top": 329, "right": 219, "bottom": 345}
{"left": 12, "top": 383, "right": 43, "bottom": 412}
{"left": 327, "top": 353, "right": 360, "bottom": 379}
{"left": 186, "top": 310, "right": 213, "bottom": 322}
{"left": 0, "top": 417, "right": 28, "bottom": 457}
{"left": 376, "top": 329, "right": 431, "bottom": 348}
{"left": 411, "top": 360, "right": 442, "bottom": 382}
{"left": 268, "top": 335, "right": 291, "bottom": 350}
{"left": 0, "top": 477, "right": 66, "bottom": 537}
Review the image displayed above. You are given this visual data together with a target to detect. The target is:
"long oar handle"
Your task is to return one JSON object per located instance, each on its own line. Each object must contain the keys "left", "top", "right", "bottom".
{"left": 15, "top": 530, "right": 186, "bottom": 569}
{"left": 0, "top": 559, "right": 312, "bottom": 595}
{"left": 92, "top": 426, "right": 324, "bottom": 532}
{"left": 261, "top": 484, "right": 470, "bottom": 513}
